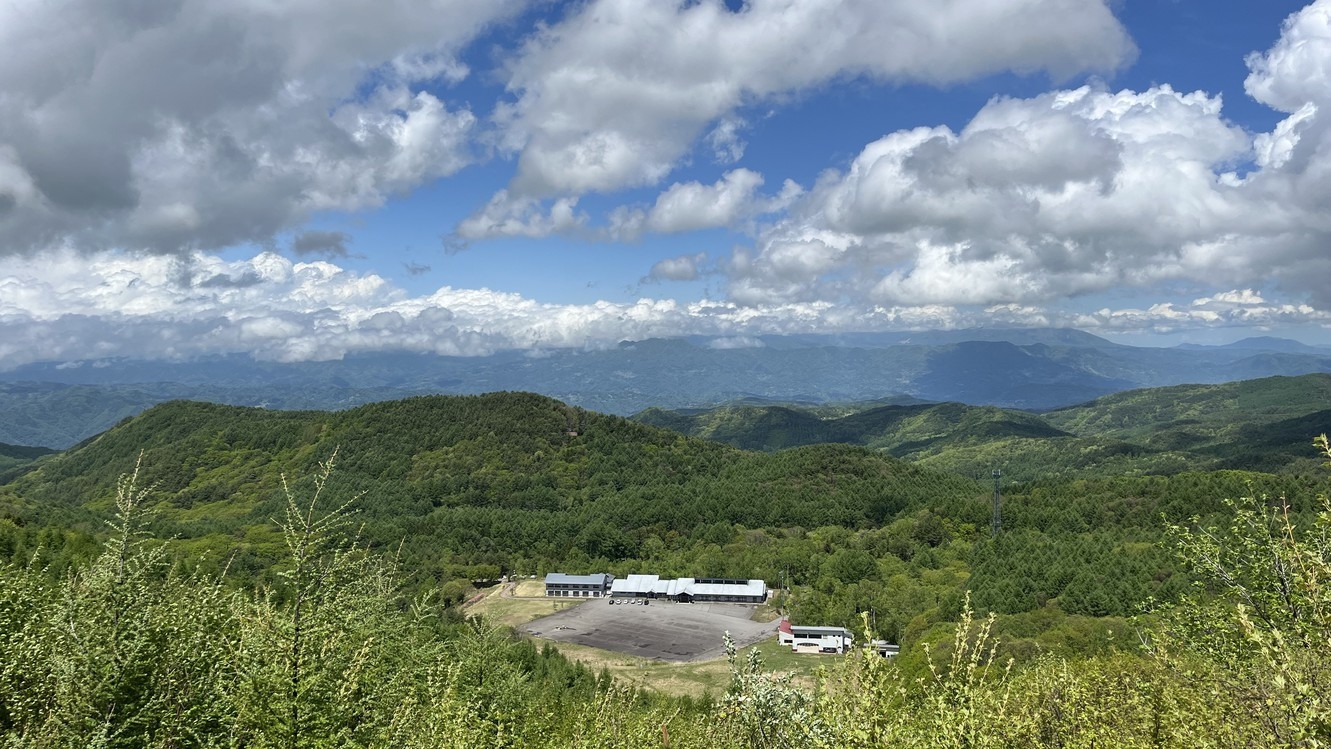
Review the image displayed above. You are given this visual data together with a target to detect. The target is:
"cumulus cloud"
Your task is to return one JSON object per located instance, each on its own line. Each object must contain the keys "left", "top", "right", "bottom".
{"left": 488, "top": 0, "right": 1133, "bottom": 200}
{"left": 8, "top": 0, "right": 1331, "bottom": 365}
{"left": 725, "top": 23, "right": 1331, "bottom": 312}
{"left": 1075, "top": 293, "right": 1330, "bottom": 335}
{"left": 1244, "top": 3, "right": 1331, "bottom": 114}
{"left": 643, "top": 169, "right": 767, "bottom": 234}
{"left": 0, "top": 0, "right": 523, "bottom": 256}
{"left": 645, "top": 169, "right": 801, "bottom": 234}
{"left": 1, "top": 251, "right": 1326, "bottom": 369}
{"left": 452, "top": 191, "right": 590, "bottom": 242}
{"left": 609, "top": 170, "right": 803, "bottom": 240}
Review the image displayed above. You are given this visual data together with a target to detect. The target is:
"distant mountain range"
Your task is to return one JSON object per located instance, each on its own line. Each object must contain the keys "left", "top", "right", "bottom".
{"left": 2, "top": 328, "right": 1329, "bottom": 449}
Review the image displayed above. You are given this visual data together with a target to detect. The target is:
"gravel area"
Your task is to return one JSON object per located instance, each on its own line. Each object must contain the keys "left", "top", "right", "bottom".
{"left": 524, "top": 599, "right": 779, "bottom": 662}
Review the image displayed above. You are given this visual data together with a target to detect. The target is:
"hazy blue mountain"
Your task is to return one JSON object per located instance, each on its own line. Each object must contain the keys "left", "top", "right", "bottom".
{"left": 3, "top": 328, "right": 1330, "bottom": 448}
{"left": 1176, "top": 336, "right": 1331, "bottom": 354}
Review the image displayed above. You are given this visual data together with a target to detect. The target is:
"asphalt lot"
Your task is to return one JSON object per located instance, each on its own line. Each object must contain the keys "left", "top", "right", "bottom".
{"left": 524, "top": 599, "right": 779, "bottom": 662}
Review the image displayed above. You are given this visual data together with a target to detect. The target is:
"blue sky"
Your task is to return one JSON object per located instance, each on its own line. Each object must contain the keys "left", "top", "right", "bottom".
{"left": 2, "top": 0, "right": 1331, "bottom": 368}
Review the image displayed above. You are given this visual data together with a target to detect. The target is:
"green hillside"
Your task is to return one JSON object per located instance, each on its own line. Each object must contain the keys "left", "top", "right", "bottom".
{"left": 633, "top": 374, "right": 1331, "bottom": 480}
{"left": 0, "top": 441, "right": 56, "bottom": 482}
{"left": 1044, "top": 373, "right": 1331, "bottom": 470}
{"left": 635, "top": 400, "right": 1162, "bottom": 481}
{"left": 0, "top": 393, "right": 982, "bottom": 583}
{"left": 5, "top": 389, "right": 1323, "bottom": 635}
{"left": 3, "top": 391, "right": 1331, "bottom": 746}
{"left": 635, "top": 401, "right": 1071, "bottom": 449}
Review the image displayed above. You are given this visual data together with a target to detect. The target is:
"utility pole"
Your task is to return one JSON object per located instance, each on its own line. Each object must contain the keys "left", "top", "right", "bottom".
{"left": 991, "top": 469, "right": 1003, "bottom": 536}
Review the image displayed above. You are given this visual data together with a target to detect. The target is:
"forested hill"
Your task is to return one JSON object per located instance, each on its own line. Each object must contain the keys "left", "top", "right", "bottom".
{"left": 5, "top": 386, "right": 1331, "bottom": 749}
{"left": 1044, "top": 372, "right": 1331, "bottom": 444}
{"left": 633, "top": 373, "right": 1331, "bottom": 480}
{"left": 0, "top": 392, "right": 982, "bottom": 581}
{"left": 0, "top": 442, "right": 56, "bottom": 480}
{"left": 633, "top": 401, "right": 1074, "bottom": 462}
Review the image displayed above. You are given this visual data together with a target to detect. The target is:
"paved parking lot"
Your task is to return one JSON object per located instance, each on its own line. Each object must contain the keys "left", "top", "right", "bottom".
{"left": 524, "top": 599, "right": 779, "bottom": 662}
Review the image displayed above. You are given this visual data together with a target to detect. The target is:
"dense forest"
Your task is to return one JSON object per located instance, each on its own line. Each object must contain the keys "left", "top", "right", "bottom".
{"left": 1, "top": 387, "right": 1329, "bottom": 746}
{"left": 634, "top": 373, "right": 1331, "bottom": 480}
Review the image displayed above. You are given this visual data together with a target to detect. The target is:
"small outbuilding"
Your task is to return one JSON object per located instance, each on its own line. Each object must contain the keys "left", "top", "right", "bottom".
{"left": 778, "top": 620, "right": 854, "bottom": 654}
{"left": 869, "top": 639, "right": 901, "bottom": 657}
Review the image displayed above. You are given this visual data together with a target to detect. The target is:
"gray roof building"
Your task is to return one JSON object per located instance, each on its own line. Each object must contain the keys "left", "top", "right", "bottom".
{"left": 544, "top": 572, "right": 614, "bottom": 597}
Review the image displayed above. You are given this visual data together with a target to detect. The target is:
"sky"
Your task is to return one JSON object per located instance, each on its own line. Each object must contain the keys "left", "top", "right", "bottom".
{"left": 2, "top": 0, "right": 1331, "bottom": 368}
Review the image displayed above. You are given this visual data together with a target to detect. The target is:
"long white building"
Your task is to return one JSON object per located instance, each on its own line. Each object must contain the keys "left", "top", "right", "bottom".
{"left": 609, "top": 574, "right": 767, "bottom": 604}
{"left": 778, "top": 620, "right": 855, "bottom": 653}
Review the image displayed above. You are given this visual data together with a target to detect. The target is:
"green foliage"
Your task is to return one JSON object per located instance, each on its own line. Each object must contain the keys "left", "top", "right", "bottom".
{"left": 1045, "top": 374, "right": 1331, "bottom": 474}
{"left": 5, "top": 387, "right": 1331, "bottom": 747}
{"left": 0, "top": 442, "right": 56, "bottom": 483}
{"left": 719, "top": 635, "right": 819, "bottom": 748}
{"left": 3, "top": 432, "right": 1331, "bottom": 746}
{"left": 0, "top": 456, "right": 640, "bottom": 748}
{"left": 0, "top": 454, "right": 235, "bottom": 747}
{"left": 1157, "top": 434, "right": 1331, "bottom": 747}
{"left": 636, "top": 373, "right": 1331, "bottom": 480}
{"left": 2, "top": 396, "right": 987, "bottom": 595}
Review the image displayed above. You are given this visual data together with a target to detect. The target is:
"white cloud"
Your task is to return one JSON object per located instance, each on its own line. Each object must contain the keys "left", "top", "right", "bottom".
{"left": 706, "top": 118, "right": 747, "bottom": 164}
{"left": 1192, "top": 289, "right": 1266, "bottom": 308}
{"left": 0, "top": 0, "right": 524, "bottom": 255}
{"left": 1, "top": 251, "right": 1326, "bottom": 370}
{"left": 1075, "top": 293, "right": 1330, "bottom": 335}
{"left": 646, "top": 169, "right": 801, "bottom": 234}
{"left": 1245, "top": 2, "right": 1331, "bottom": 114}
{"left": 452, "top": 191, "right": 590, "bottom": 242}
{"left": 705, "top": 336, "right": 764, "bottom": 350}
{"left": 707, "top": 2, "right": 1331, "bottom": 316}
{"left": 647, "top": 253, "right": 708, "bottom": 282}
{"left": 645, "top": 169, "right": 766, "bottom": 234}
{"left": 725, "top": 53, "right": 1331, "bottom": 311}
{"left": 460, "top": 169, "right": 803, "bottom": 241}
{"left": 6, "top": 0, "right": 1331, "bottom": 364}
{"left": 491, "top": 0, "right": 1134, "bottom": 199}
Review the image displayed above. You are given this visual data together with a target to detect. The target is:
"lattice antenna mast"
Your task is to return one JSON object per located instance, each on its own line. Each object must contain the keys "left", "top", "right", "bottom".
{"left": 991, "top": 469, "right": 1003, "bottom": 536}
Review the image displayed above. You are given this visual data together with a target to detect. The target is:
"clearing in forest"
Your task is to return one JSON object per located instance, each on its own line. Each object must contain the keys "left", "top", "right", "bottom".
{"left": 524, "top": 599, "right": 778, "bottom": 662}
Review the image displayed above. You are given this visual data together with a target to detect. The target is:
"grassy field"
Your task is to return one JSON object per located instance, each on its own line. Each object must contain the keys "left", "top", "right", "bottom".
{"left": 464, "top": 585, "right": 834, "bottom": 697}
{"left": 549, "top": 639, "right": 831, "bottom": 697}
{"left": 513, "top": 579, "right": 545, "bottom": 597}
{"left": 467, "top": 584, "right": 580, "bottom": 629}
{"left": 750, "top": 603, "right": 782, "bottom": 622}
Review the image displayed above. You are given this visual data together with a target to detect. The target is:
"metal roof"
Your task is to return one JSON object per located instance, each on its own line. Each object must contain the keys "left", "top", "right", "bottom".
{"left": 610, "top": 574, "right": 766, "bottom": 598}
{"left": 544, "top": 572, "right": 613, "bottom": 586}
{"left": 687, "top": 579, "right": 766, "bottom": 597}
{"left": 790, "top": 626, "right": 854, "bottom": 637}
{"left": 610, "top": 574, "right": 663, "bottom": 594}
